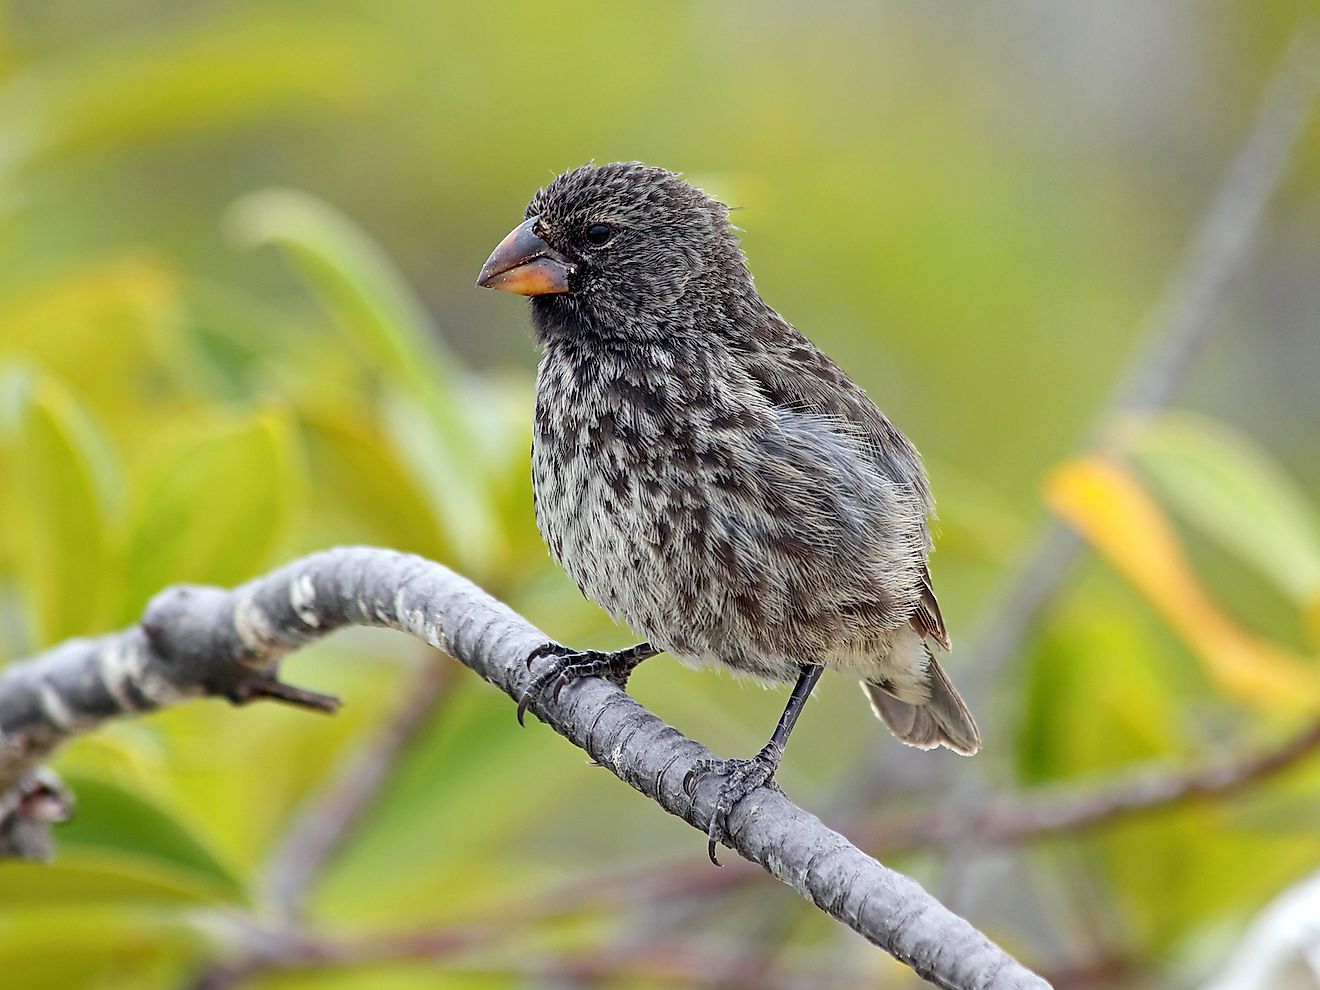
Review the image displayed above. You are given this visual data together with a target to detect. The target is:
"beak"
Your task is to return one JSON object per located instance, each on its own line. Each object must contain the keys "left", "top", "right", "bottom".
{"left": 476, "top": 217, "right": 574, "bottom": 296}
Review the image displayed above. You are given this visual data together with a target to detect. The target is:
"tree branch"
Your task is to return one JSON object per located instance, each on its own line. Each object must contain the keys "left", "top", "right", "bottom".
{"left": 865, "top": 715, "right": 1320, "bottom": 852}
{"left": 0, "top": 546, "right": 1048, "bottom": 990}
{"left": 507, "top": 715, "right": 1320, "bottom": 934}
{"left": 964, "top": 717, "right": 1320, "bottom": 844}
{"left": 194, "top": 921, "right": 869, "bottom": 990}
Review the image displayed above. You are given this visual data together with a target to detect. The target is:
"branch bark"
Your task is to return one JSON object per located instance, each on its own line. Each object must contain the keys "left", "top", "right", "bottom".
{"left": 0, "top": 546, "right": 1049, "bottom": 990}
{"left": 506, "top": 715, "right": 1320, "bottom": 935}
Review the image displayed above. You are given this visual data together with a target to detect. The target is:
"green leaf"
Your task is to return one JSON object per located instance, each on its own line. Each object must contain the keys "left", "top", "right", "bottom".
{"left": 118, "top": 407, "right": 302, "bottom": 621}
{"left": 378, "top": 389, "right": 502, "bottom": 569}
{"left": 0, "top": 255, "right": 184, "bottom": 437}
{"left": 298, "top": 405, "right": 449, "bottom": 560}
{"left": 0, "top": 853, "right": 239, "bottom": 908}
{"left": 226, "top": 189, "right": 462, "bottom": 401}
{"left": 1099, "top": 802, "right": 1320, "bottom": 952}
{"left": 226, "top": 189, "right": 501, "bottom": 571}
{"left": 0, "top": 904, "right": 198, "bottom": 990}
{"left": 1019, "top": 578, "right": 1186, "bottom": 784}
{"left": 52, "top": 773, "right": 249, "bottom": 904}
{"left": 1130, "top": 414, "right": 1320, "bottom": 606}
{"left": 0, "top": 367, "right": 119, "bottom": 647}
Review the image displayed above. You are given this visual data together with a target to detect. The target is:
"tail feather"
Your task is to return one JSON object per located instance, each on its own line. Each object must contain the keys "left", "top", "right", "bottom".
{"left": 863, "top": 653, "right": 980, "bottom": 756}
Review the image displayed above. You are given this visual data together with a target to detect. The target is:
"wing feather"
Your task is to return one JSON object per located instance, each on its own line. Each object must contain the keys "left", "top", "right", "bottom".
{"left": 735, "top": 314, "right": 949, "bottom": 645}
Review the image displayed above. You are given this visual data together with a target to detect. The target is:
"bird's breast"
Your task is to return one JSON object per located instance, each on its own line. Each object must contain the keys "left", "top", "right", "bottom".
{"left": 530, "top": 347, "right": 701, "bottom": 568}
{"left": 527, "top": 341, "right": 929, "bottom": 681}
{"left": 529, "top": 344, "right": 771, "bottom": 658}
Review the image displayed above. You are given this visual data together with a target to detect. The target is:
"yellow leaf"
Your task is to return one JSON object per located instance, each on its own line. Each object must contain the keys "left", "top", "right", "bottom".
{"left": 1044, "top": 456, "right": 1320, "bottom": 709}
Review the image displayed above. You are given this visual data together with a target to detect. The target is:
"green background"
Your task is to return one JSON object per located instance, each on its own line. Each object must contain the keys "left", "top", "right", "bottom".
{"left": 2, "top": 3, "right": 1319, "bottom": 987}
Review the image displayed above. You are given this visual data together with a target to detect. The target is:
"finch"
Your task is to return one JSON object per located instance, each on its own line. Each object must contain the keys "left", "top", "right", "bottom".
{"left": 477, "top": 162, "right": 979, "bottom": 863}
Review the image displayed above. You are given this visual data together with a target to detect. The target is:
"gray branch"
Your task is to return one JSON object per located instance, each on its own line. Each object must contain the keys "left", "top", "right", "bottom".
{"left": 0, "top": 546, "right": 1048, "bottom": 990}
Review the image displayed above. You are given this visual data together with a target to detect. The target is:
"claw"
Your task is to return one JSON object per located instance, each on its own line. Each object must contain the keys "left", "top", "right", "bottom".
{"left": 513, "top": 643, "right": 649, "bottom": 728}
{"left": 682, "top": 766, "right": 701, "bottom": 797}
{"left": 683, "top": 757, "right": 720, "bottom": 798}
{"left": 525, "top": 641, "right": 561, "bottom": 670}
{"left": 516, "top": 659, "right": 563, "bottom": 726}
{"left": 684, "top": 753, "right": 780, "bottom": 867}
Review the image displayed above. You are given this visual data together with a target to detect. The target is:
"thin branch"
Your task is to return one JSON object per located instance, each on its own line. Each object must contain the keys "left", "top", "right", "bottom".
{"left": 852, "top": 716, "right": 1320, "bottom": 855}
{"left": 439, "top": 941, "right": 865, "bottom": 989}
{"left": 964, "top": 19, "right": 1320, "bottom": 695}
{"left": 261, "top": 654, "right": 458, "bottom": 917}
{"left": 196, "top": 922, "right": 868, "bottom": 990}
{"left": 0, "top": 547, "right": 1049, "bottom": 990}
{"left": 1036, "top": 952, "right": 1144, "bottom": 990}
{"left": 954, "top": 716, "right": 1320, "bottom": 846}
{"left": 521, "top": 715, "right": 1320, "bottom": 925}
{"left": 199, "top": 914, "right": 1133, "bottom": 990}
{"left": 190, "top": 922, "right": 498, "bottom": 990}
{"left": 0, "top": 768, "right": 74, "bottom": 861}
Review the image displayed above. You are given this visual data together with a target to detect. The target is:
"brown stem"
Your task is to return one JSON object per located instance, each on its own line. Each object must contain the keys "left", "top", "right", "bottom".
{"left": 262, "top": 656, "right": 457, "bottom": 916}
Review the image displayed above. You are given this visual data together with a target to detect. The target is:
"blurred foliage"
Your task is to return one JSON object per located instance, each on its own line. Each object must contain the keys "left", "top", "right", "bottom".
{"left": 1046, "top": 450, "right": 1320, "bottom": 710}
{"left": 0, "top": 2, "right": 1318, "bottom": 988}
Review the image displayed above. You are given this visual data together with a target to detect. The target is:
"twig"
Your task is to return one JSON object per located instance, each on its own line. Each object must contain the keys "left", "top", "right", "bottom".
{"left": 194, "top": 922, "right": 866, "bottom": 990}
{"left": 0, "top": 547, "right": 1049, "bottom": 990}
{"left": 980, "top": 720, "right": 1320, "bottom": 841}
{"left": 1036, "top": 952, "right": 1144, "bottom": 990}
{"left": 442, "top": 940, "right": 863, "bottom": 989}
{"left": 0, "top": 768, "right": 74, "bottom": 861}
{"left": 964, "top": 19, "right": 1320, "bottom": 695}
{"left": 262, "top": 655, "right": 458, "bottom": 917}
{"left": 868, "top": 716, "right": 1320, "bottom": 851}
{"left": 190, "top": 922, "right": 497, "bottom": 990}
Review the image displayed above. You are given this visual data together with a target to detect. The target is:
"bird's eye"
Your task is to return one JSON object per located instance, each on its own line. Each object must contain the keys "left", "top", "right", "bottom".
{"left": 585, "top": 223, "right": 613, "bottom": 246}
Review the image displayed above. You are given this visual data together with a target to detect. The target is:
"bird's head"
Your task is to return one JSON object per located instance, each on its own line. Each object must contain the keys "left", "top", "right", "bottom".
{"left": 476, "top": 162, "right": 752, "bottom": 341}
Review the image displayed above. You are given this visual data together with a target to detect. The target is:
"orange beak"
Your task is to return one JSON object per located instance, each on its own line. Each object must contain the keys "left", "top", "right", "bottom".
{"left": 476, "top": 217, "right": 574, "bottom": 296}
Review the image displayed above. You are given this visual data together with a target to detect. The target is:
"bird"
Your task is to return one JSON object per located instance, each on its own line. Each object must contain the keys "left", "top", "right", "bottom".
{"left": 476, "top": 162, "right": 980, "bottom": 864}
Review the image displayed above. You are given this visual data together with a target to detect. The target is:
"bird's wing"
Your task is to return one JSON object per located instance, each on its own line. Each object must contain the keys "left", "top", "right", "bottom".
{"left": 912, "top": 565, "right": 951, "bottom": 650}
{"left": 736, "top": 314, "right": 950, "bottom": 649}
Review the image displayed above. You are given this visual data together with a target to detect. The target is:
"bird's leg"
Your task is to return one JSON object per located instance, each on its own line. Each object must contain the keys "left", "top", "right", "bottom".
{"left": 683, "top": 663, "right": 824, "bottom": 865}
{"left": 516, "top": 641, "right": 659, "bottom": 726}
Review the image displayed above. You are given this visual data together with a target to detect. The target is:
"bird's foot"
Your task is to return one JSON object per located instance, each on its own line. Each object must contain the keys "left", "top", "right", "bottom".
{"left": 516, "top": 642, "right": 646, "bottom": 726}
{"left": 683, "top": 743, "right": 783, "bottom": 866}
